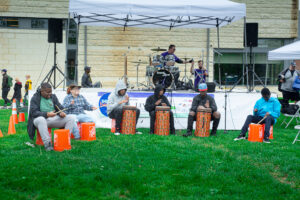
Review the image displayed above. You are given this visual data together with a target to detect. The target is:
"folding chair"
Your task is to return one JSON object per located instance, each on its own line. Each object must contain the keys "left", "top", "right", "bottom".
{"left": 280, "top": 101, "right": 300, "bottom": 128}
{"left": 293, "top": 125, "right": 300, "bottom": 144}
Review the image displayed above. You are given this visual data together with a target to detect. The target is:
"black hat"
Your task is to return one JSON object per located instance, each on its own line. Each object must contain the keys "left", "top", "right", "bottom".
{"left": 84, "top": 66, "right": 91, "bottom": 71}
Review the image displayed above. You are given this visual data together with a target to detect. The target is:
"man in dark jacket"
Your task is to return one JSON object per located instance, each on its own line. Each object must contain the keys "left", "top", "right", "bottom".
{"left": 145, "top": 84, "right": 175, "bottom": 135}
{"left": 81, "top": 66, "right": 101, "bottom": 88}
{"left": 183, "top": 83, "right": 221, "bottom": 137}
{"left": 27, "top": 83, "right": 75, "bottom": 151}
{"left": 1, "top": 69, "right": 11, "bottom": 108}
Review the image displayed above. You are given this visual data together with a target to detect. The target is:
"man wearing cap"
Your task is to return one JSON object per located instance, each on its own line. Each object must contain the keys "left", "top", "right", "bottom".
{"left": 1, "top": 69, "right": 12, "bottom": 108}
{"left": 183, "top": 83, "right": 221, "bottom": 137}
{"left": 63, "top": 84, "right": 97, "bottom": 139}
{"left": 279, "top": 61, "right": 300, "bottom": 102}
{"left": 81, "top": 66, "right": 101, "bottom": 88}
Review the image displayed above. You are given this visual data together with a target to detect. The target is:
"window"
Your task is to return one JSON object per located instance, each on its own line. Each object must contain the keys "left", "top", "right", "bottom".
{"left": 0, "top": 17, "right": 18, "bottom": 28}
{"left": 31, "top": 19, "right": 47, "bottom": 29}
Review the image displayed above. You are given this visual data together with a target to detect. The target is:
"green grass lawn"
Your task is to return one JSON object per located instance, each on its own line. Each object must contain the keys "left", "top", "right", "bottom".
{"left": 0, "top": 109, "right": 299, "bottom": 200}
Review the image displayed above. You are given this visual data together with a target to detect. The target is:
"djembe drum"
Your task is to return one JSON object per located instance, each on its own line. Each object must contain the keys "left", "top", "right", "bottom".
{"left": 121, "top": 105, "right": 137, "bottom": 135}
{"left": 195, "top": 107, "right": 212, "bottom": 137}
{"left": 154, "top": 106, "right": 170, "bottom": 135}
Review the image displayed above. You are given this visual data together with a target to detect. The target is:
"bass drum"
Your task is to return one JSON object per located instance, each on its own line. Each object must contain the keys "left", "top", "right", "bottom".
{"left": 152, "top": 69, "right": 174, "bottom": 88}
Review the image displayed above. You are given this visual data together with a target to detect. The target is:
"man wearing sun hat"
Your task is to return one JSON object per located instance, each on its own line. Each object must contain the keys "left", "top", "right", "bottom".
{"left": 183, "top": 83, "right": 221, "bottom": 137}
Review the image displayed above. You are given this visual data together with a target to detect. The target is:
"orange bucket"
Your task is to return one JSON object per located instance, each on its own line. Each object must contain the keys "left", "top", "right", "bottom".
{"left": 262, "top": 124, "right": 273, "bottom": 139}
{"left": 248, "top": 124, "right": 264, "bottom": 142}
{"left": 54, "top": 129, "right": 71, "bottom": 151}
{"left": 154, "top": 106, "right": 170, "bottom": 136}
{"left": 36, "top": 128, "right": 52, "bottom": 145}
{"left": 18, "top": 112, "right": 25, "bottom": 122}
{"left": 81, "top": 122, "right": 96, "bottom": 141}
{"left": 195, "top": 108, "right": 211, "bottom": 137}
{"left": 111, "top": 119, "right": 116, "bottom": 133}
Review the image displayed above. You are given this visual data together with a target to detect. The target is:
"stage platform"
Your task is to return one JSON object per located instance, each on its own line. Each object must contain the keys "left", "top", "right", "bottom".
{"left": 29, "top": 88, "right": 277, "bottom": 131}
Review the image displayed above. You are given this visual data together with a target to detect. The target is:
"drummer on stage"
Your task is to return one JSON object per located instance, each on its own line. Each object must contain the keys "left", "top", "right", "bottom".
{"left": 183, "top": 83, "right": 221, "bottom": 137}
{"left": 161, "top": 44, "right": 192, "bottom": 86}
{"left": 144, "top": 84, "right": 175, "bottom": 135}
{"left": 161, "top": 44, "right": 192, "bottom": 65}
{"left": 107, "top": 80, "right": 142, "bottom": 135}
{"left": 190, "top": 60, "right": 208, "bottom": 91}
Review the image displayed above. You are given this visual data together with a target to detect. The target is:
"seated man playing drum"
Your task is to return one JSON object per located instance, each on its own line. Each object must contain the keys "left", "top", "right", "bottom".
{"left": 63, "top": 84, "right": 98, "bottom": 139}
{"left": 190, "top": 60, "right": 208, "bottom": 91}
{"left": 183, "top": 83, "right": 221, "bottom": 137}
{"left": 27, "top": 83, "right": 76, "bottom": 151}
{"left": 234, "top": 88, "right": 281, "bottom": 143}
{"left": 107, "top": 80, "right": 142, "bottom": 136}
{"left": 144, "top": 84, "right": 175, "bottom": 135}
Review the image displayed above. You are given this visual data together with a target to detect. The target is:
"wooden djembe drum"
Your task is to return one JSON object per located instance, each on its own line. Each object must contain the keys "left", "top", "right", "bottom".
{"left": 154, "top": 106, "right": 170, "bottom": 135}
{"left": 195, "top": 107, "right": 212, "bottom": 137}
{"left": 121, "top": 105, "right": 137, "bottom": 134}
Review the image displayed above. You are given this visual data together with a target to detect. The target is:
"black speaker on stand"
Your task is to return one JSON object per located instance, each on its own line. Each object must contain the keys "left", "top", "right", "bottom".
{"left": 41, "top": 18, "right": 67, "bottom": 89}
{"left": 230, "top": 22, "right": 265, "bottom": 92}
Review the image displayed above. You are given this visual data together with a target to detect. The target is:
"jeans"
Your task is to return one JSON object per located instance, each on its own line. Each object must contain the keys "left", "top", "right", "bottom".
{"left": 149, "top": 110, "right": 175, "bottom": 134}
{"left": 33, "top": 115, "right": 75, "bottom": 144}
{"left": 241, "top": 115, "right": 275, "bottom": 139}
{"left": 69, "top": 114, "right": 94, "bottom": 139}
{"left": 108, "top": 107, "right": 140, "bottom": 132}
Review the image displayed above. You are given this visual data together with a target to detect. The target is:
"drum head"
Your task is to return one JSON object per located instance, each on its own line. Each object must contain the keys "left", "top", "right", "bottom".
{"left": 152, "top": 69, "right": 174, "bottom": 88}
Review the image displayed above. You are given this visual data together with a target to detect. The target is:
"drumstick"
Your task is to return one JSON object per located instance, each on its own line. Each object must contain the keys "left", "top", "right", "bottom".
{"left": 257, "top": 116, "right": 267, "bottom": 124}
{"left": 54, "top": 108, "right": 68, "bottom": 114}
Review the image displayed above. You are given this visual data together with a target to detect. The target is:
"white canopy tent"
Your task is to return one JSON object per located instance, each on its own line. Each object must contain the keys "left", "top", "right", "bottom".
{"left": 69, "top": 0, "right": 246, "bottom": 29}
{"left": 268, "top": 40, "right": 300, "bottom": 60}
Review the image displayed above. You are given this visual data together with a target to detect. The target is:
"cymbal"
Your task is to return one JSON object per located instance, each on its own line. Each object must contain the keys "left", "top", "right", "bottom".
{"left": 131, "top": 61, "right": 148, "bottom": 64}
{"left": 151, "top": 47, "right": 167, "bottom": 52}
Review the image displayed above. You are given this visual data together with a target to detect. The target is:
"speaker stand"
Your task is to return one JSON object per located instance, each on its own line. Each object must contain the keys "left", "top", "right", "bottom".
{"left": 41, "top": 43, "right": 67, "bottom": 89}
{"left": 229, "top": 46, "right": 265, "bottom": 92}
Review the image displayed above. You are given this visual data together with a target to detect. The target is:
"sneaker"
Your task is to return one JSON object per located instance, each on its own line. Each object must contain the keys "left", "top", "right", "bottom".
{"left": 234, "top": 134, "right": 246, "bottom": 141}
{"left": 136, "top": 131, "right": 143, "bottom": 135}
{"left": 210, "top": 130, "right": 217, "bottom": 136}
{"left": 183, "top": 131, "right": 192, "bottom": 137}
{"left": 114, "top": 132, "right": 121, "bottom": 136}
{"left": 263, "top": 138, "right": 271, "bottom": 143}
{"left": 44, "top": 142, "right": 53, "bottom": 151}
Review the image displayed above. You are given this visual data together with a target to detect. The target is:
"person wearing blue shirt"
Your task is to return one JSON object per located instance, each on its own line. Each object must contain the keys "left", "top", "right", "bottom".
{"left": 234, "top": 88, "right": 281, "bottom": 143}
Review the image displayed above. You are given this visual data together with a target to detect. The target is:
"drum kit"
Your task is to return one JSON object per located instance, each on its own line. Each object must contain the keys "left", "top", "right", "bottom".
{"left": 130, "top": 47, "right": 193, "bottom": 90}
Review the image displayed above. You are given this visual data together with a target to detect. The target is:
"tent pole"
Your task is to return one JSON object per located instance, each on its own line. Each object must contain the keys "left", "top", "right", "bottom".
{"left": 75, "top": 15, "right": 81, "bottom": 85}
{"left": 64, "top": 12, "right": 70, "bottom": 89}
{"left": 217, "top": 18, "right": 221, "bottom": 87}
{"left": 84, "top": 25, "right": 87, "bottom": 67}
{"left": 265, "top": 58, "right": 269, "bottom": 86}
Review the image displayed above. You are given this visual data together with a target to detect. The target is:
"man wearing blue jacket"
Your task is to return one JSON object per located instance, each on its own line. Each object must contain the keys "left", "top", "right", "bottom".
{"left": 234, "top": 88, "right": 281, "bottom": 143}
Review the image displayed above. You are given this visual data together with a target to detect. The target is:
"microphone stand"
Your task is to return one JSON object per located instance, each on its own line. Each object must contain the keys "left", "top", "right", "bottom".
{"left": 224, "top": 73, "right": 228, "bottom": 134}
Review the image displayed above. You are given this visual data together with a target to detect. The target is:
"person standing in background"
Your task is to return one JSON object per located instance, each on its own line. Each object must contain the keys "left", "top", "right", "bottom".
{"left": 11, "top": 78, "right": 22, "bottom": 107}
{"left": 1, "top": 69, "right": 12, "bottom": 109}
{"left": 24, "top": 75, "right": 32, "bottom": 104}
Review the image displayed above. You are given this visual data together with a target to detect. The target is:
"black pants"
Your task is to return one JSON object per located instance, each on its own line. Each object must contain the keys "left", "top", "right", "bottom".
{"left": 2, "top": 87, "right": 10, "bottom": 105}
{"left": 241, "top": 115, "right": 274, "bottom": 139}
{"left": 187, "top": 112, "right": 220, "bottom": 133}
{"left": 149, "top": 110, "right": 175, "bottom": 134}
{"left": 282, "top": 90, "right": 300, "bottom": 102}
{"left": 108, "top": 107, "right": 140, "bottom": 132}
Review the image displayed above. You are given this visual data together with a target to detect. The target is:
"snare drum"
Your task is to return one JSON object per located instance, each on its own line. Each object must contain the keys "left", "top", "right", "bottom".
{"left": 152, "top": 55, "right": 163, "bottom": 67}
{"left": 146, "top": 66, "right": 156, "bottom": 77}
{"left": 121, "top": 105, "right": 137, "bottom": 135}
{"left": 164, "top": 54, "right": 176, "bottom": 67}
{"left": 152, "top": 69, "right": 174, "bottom": 88}
{"left": 195, "top": 107, "right": 212, "bottom": 137}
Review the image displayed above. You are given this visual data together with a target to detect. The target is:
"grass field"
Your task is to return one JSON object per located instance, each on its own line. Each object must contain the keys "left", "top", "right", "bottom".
{"left": 0, "top": 108, "right": 299, "bottom": 200}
